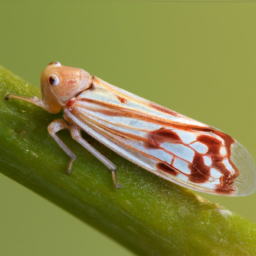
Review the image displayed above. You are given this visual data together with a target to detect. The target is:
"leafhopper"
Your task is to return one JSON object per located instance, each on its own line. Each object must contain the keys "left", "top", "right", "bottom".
{"left": 5, "top": 62, "right": 256, "bottom": 196}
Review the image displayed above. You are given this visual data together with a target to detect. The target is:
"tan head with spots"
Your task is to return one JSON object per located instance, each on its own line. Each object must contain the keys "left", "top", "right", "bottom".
{"left": 40, "top": 62, "right": 93, "bottom": 113}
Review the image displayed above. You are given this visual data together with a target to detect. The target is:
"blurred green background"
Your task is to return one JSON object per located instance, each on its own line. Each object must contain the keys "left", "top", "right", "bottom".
{"left": 1, "top": 2, "right": 256, "bottom": 256}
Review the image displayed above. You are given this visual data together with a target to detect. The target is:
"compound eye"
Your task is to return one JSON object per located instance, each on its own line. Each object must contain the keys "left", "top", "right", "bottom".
{"left": 49, "top": 74, "right": 60, "bottom": 86}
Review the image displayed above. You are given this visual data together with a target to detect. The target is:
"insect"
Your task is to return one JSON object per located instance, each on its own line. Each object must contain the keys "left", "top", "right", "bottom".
{"left": 5, "top": 62, "right": 256, "bottom": 196}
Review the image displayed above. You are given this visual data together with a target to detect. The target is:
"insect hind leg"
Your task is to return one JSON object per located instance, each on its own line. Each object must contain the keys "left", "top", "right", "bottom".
{"left": 47, "top": 119, "right": 77, "bottom": 174}
{"left": 70, "top": 125, "right": 121, "bottom": 189}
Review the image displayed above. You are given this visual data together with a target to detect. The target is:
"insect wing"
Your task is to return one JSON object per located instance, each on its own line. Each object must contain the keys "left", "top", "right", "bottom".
{"left": 64, "top": 77, "right": 256, "bottom": 196}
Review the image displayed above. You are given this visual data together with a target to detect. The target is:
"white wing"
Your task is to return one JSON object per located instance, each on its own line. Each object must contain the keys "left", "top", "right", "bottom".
{"left": 64, "top": 77, "right": 256, "bottom": 196}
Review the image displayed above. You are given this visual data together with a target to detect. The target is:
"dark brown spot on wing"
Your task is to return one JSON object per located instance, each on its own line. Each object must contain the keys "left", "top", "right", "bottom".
{"left": 157, "top": 163, "right": 177, "bottom": 176}
{"left": 214, "top": 188, "right": 235, "bottom": 195}
{"left": 215, "top": 176, "right": 236, "bottom": 195}
{"left": 197, "top": 135, "right": 222, "bottom": 155}
{"left": 189, "top": 153, "right": 210, "bottom": 183}
{"left": 149, "top": 128, "right": 182, "bottom": 147}
{"left": 116, "top": 95, "right": 128, "bottom": 104}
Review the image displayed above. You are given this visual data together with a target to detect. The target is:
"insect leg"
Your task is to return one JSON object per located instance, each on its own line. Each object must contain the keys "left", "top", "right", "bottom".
{"left": 69, "top": 125, "right": 121, "bottom": 189}
{"left": 5, "top": 94, "right": 57, "bottom": 113}
{"left": 47, "top": 119, "right": 77, "bottom": 174}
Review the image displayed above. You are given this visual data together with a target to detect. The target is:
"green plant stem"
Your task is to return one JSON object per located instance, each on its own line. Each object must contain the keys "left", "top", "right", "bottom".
{"left": 0, "top": 65, "right": 256, "bottom": 256}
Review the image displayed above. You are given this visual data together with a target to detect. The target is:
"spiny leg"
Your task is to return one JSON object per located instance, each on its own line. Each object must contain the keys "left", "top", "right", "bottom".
{"left": 70, "top": 125, "right": 121, "bottom": 189}
{"left": 47, "top": 119, "right": 76, "bottom": 174}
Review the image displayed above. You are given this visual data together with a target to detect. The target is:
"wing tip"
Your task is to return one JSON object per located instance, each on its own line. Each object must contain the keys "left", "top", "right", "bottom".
{"left": 231, "top": 141, "right": 256, "bottom": 196}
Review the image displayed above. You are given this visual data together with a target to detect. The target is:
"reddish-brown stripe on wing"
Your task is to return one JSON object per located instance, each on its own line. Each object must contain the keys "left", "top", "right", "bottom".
{"left": 215, "top": 130, "right": 239, "bottom": 178}
{"left": 77, "top": 98, "right": 206, "bottom": 130}
{"left": 148, "top": 102, "right": 182, "bottom": 117}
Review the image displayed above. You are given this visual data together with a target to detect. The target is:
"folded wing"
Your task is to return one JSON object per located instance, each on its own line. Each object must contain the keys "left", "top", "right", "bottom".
{"left": 64, "top": 77, "right": 256, "bottom": 196}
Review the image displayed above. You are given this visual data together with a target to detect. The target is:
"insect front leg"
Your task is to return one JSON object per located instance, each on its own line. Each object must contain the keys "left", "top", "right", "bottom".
{"left": 5, "top": 94, "right": 60, "bottom": 113}
{"left": 47, "top": 119, "right": 77, "bottom": 174}
{"left": 69, "top": 125, "right": 121, "bottom": 189}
